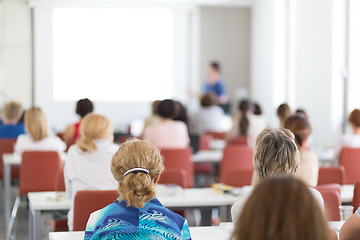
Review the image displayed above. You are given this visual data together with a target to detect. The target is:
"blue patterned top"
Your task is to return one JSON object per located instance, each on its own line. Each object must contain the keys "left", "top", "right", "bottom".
{"left": 84, "top": 198, "right": 191, "bottom": 240}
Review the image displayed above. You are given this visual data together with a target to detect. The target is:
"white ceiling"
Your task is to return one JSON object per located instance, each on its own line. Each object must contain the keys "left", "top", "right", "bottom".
{"left": 28, "top": 0, "right": 253, "bottom": 7}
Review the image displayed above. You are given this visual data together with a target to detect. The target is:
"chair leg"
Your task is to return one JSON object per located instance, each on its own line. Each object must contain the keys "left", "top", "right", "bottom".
{"left": 7, "top": 195, "right": 21, "bottom": 240}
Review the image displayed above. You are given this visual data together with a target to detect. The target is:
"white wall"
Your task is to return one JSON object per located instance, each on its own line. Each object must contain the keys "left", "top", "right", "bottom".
{"left": 0, "top": 0, "right": 32, "bottom": 110}
{"left": 200, "top": 6, "right": 251, "bottom": 113}
{"left": 250, "top": 0, "right": 287, "bottom": 126}
{"left": 250, "top": 0, "right": 345, "bottom": 147}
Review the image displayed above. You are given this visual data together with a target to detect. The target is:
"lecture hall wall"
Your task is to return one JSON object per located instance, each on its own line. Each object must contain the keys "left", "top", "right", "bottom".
{"left": 0, "top": 0, "right": 347, "bottom": 147}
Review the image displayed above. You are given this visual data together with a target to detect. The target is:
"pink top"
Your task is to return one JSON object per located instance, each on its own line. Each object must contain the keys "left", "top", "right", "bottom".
{"left": 143, "top": 120, "right": 190, "bottom": 149}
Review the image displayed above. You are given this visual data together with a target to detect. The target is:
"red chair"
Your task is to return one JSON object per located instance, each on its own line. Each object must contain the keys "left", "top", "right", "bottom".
{"left": 73, "top": 190, "right": 119, "bottom": 231}
{"left": 159, "top": 169, "right": 186, "bottom": 188}
{"left": 204, "top": 131, "right": 226, "bottom": 140}
{"left": 220, "top": 145, "right": 253, "bottom": 183}
{"left": 160, "top": 148, "right": 194, "bottom": 188}
{"left": 222, "top": 169, "right": 253, "bottom": 187}
{"left": 317, "top": 188, "right": 341, "bottom": 221}
{"left": 57, "top": 132, "right": 75, "bottom": 152}
{"left": 7, "top": 151, "right": 62, "bottom": 238}
{"left": 340, "top": 147, "right": 360, "bottom": 184}
{"left": 353, "top": 181, "right": 360, "bottom": 213}
{"left": 0, "top": 139, "right": 18, "bottom": 179}
{"left": 227, "top": 137, "right": 248, "bottom": 146}
{"left": 316, "top": 184, "right": 341, "bottom": 195}
{"left": 318, "top": 166, "right": 345, "bottom": 185}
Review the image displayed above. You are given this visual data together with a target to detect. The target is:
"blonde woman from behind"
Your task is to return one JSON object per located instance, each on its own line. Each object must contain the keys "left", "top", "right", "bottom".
{"left": 232, "top": 176, "right": 333, "bottom": 240}
{"left": 64, "top": 113, "right": 118, "bottom": 231}
{"left": 84, "top": 139, "right": 192, "bottom": 239}
{"left": 14, "top": 107, "right": 66, "bottom": 153}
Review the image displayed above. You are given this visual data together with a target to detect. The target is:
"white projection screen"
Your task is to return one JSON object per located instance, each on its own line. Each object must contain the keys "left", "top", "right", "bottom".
{"left": 33, "top": 5, "right": 194, "bottom": 131}
{"left": 53, "top": 8, "right": 173, "bottom": 101}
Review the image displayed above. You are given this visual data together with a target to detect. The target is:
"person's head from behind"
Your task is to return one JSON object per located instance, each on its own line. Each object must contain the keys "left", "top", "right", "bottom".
{"left": 238, "top": 99, "right": 254, "bottom": 136}
{"left": 295, "top": 108, "right": 308, "bottom": 119}
{"left": 253, "top": 102, "right": 262, "bottom": 116}
{"left": 172, "top": 101, "right": 188, "bottom": 124}
{"left": 151, "top": 100, "right": 161, "bottom": 115}
{"left": 24, "top": 107, "right": 48, "bottom": 142}
{"left": 232, "top": 176, "right": 332, "bottom": 240}
{"left": 111, "top": 139, "right": 164, "bottom": 208}
{"left": 157, "top": 99, "right": 176, "bottom": 119}
{"left": 208, "top": 61, "right": 220, "bottom": 84}
{"left": 253, "top": 128, "right": 299, "bottom": 182}
{"left": 76, "top": 98, "right": 94, "bottom": 118}
{"left": 3, "top": 101, "right": 23, "bottom": 124}
{"left": 277, "top": 103, "right": 291, "bottom": 127}
{"left": 200, "top": 93, "right": 217, "bottom": 108}
{"left": 284, "top": 114, "right": 312, "bottom": 148}
{"left": 349, "top": 109, "right": 360, "bottom": 131}
{"left": 76, "top": 113, "right": 114, "bottom": 153}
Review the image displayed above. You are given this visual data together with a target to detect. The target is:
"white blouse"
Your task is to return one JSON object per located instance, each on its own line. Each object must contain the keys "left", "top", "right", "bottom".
{"left": 14, "top": 134, "right": 66, "bottom": 154}
{"left": 64, "top": 139, "right": 119, "bottom": 231}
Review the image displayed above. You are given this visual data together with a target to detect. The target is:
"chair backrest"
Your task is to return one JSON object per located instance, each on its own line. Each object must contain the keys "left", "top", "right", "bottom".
{"left": 222, "top": 169, "right": 253, "bottom": 187}
{"left": 19, "top": 151, "right": 62, "bottom": 195}
{"left": 316, "top": 184, "right": 341, "bottom": 195}
{"left": 54, "top": 169, "right": 66, "bottom": 191}
{"left": 0, "top": 138, "right": 16, "bottom": 178}
{"left": 158, "top": 169, "right": 187, "bottom": 188}
{"left": 220, "top": 145, "right": 253, "bottom": 183}
{"left": 160, "top": 147, "right": 194, "bottom": 188}
{"left": 318, "top": 166, "right": 345, "bottom": 185}
{"left": 73, "top": 190, "right": 119, "bottom": 231}
{"left": 227, "top": 137, "right": 248, "bottom": 146}
{"left": 353, "top": 181, "right": 360, "bottom": 213}
{"left": 340, "top": 147, "right": 360, "bottom": 184}
{"left": 204, "top": 131, "right": 226, "bottom": 140}
{"left": 317, "top": 188, "right": 341, "bottom": 221}
{"left": 199, "top": 134, "right": 213, "bottom": 151}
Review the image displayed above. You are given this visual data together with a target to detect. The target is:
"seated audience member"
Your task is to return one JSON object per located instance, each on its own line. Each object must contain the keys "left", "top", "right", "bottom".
{"left": 141, "top": 100, "right": 161, "bottom": 136}
{"left": 285, "top": 114, "right": 318, "bottom": 187}
{"left": 0, "top": 101, "right": 25, "bottom": 139}
{"left": 226, "top": 99, "right": 266, "bottom": 147}
{"left": 14, "top": 107, "right": 66, "bottom": 153}
{"left": 84, "top": 139, "right": 191, "bottom": 239}
{"left": 339, "top": 207, "right": 360, "bottom": 240}
{"left": 63, "top": 98, "right": 93, "bottom": 146}
{"left": 190, "top": 93, "right": 224, "bottom": 135}
{"left": 296, "top": 108, "right": 309, "bottom": 119}
{"left": 231, "top": 128, "right": 324, "bottom": 222}
{"left": 143, "top": 99, "right": 190, "bottom": 148}
{"left": 64, "top": 113, "right": 118, "bottom": 231}
{"left": 232, "top": 176, "right": 333, "bottom": 240}
{"left": 277, "top": 103, "right": 291, "bottom": 128}
{"left": 334, "top": 109, "right": 360, "bottom": 165}
{"left": 253, "top": 102, "right": 262, "bottom": 116}
{"left": 173, "top": 101, "right": 189, "bottom": 129}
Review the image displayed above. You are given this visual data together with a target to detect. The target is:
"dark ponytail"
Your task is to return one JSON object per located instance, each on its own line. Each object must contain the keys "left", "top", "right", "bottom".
{"left": 238, "top": 100, "right": 253, "bottom": 136}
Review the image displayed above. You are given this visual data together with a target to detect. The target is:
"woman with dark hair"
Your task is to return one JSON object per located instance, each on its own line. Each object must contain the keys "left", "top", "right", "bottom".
{"left": 143, "top": 99, "right": 190, "bottom": 148}
{"left": 277, "top": 103, "right": 291, "bottom": 127}
{"left": 226, "top": 99, "right": 266, "bottom": 147}
{"left": 190, "top": 93, "right": 224, "bottom": 135}
{"left": 284, "top": 113, "right": 318, "bottom": 187}
{"left": 233, "top": 176, "right": 333, "bottom": 240}
{"left": 63, "top": 98, "right": 94, "bottom": 145}
{"left": 334, "top": 109, "right": 360, "bottom": 165}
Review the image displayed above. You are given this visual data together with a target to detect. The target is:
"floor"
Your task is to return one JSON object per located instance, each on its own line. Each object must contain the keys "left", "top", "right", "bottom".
{"left": 0, "top": 186, "right": 52, "bottom": 240}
